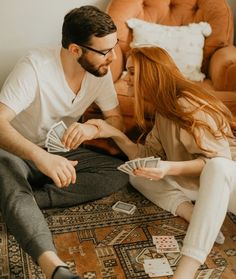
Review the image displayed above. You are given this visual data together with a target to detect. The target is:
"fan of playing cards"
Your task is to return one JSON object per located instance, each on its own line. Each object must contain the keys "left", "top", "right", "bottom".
{"left": 117, "top": 156, "right": 160, "bottom": 175}
{"left": 45, "top": 121, "right": 70, "bottom": 153}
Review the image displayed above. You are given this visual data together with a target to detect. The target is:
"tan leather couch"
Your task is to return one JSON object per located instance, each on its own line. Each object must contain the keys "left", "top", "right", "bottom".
{"left": 84, "top": 0, "right": 236, "bottom": 156}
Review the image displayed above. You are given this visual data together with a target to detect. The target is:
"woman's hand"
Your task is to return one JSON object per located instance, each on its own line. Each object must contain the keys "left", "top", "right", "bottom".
{"left": 86, "top": 119, "right": 139, "bottom": 159}
{"left": 133, "top": 158, "right": 205, "bottom": 180}
{"left": 133, "top": 160, "right": 171, "bottom": 180}
{"left": 86, "top": 119, "right": 120, "bottom": 138}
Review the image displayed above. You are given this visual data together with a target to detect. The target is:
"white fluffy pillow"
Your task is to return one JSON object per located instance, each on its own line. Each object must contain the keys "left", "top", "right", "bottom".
{"left": 126, "top": 18, "right": 212, "bottom": 82}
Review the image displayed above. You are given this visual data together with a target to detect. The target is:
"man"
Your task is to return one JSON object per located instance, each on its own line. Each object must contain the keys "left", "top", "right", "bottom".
{"left": 0, "top": 6, "right": 128, "bottom": 279}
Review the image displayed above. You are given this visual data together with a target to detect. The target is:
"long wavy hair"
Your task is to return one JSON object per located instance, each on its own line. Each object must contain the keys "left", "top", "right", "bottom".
{"left": 129, "top": 47, "right": 236, "bottom": 152}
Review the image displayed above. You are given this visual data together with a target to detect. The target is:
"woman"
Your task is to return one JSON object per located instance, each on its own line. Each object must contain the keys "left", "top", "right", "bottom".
{"left": 87, "top": 47, "right": 236, "bottom": 279}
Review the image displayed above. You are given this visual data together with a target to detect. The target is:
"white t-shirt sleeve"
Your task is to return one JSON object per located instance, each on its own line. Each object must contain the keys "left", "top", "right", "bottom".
{"left": 94, "top": 70, "right": 119, "bottom": 111}
{"left": 0, "top": 57, "right": 38, "bottom": 114}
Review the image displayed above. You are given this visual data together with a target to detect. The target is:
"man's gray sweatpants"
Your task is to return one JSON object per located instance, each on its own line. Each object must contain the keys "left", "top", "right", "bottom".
{"left": 0, "top": 147, "right": 128, "bottom": 262}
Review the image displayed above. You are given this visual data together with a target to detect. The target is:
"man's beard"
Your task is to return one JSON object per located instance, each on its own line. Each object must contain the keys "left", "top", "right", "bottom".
{"left": 77, "top": 55, "right": 110, "bottom": 77}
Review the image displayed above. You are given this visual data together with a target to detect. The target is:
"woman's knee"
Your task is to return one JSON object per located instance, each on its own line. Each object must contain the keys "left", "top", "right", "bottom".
{"left": 201, "top": 157, "right": 234, "bottom": 187}
{"left": 130, "top": 176, "right": 191, "bottom": 215}
{"left": 203, "top": 158, "right": 227, "bottom": 173}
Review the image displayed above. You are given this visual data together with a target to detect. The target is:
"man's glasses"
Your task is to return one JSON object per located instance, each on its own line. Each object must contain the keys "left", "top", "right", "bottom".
{"left": 77, "top": 39, "right": 119, "bottom": 57}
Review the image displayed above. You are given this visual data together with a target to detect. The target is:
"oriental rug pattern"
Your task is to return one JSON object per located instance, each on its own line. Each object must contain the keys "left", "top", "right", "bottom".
{"left": 0, "top": 185, "right": 236, "bottom": 279}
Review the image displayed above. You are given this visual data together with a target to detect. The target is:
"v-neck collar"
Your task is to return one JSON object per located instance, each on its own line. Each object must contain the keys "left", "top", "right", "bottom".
{"left": 56, "top": 47, "right": 87, "bottom": 103}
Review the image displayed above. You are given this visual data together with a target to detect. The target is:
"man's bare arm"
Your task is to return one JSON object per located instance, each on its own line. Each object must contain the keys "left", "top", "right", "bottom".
{"left": 0, "top": 102, "right": 78, "bottom": 187}
{"left": 102, "top": 105, "right": 125, "bottom": 132}
{"left": 0, "top": 103, "right": 45, "bottom": 160}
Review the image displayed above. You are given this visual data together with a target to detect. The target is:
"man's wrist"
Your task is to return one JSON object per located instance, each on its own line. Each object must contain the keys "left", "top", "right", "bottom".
{"left": 29, "top": 145, "right": 47, "bottom": 162}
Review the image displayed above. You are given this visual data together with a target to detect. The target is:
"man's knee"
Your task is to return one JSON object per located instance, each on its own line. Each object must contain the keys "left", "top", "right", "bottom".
{"left": 0, "top": 149, "right": 23, "bottom": 168}
{"left": 0, "top": 149, "right": 32, "bottom": 199}
{"left": 0, "top": 149, "right": 29, "bottom": 176}
{"left": 202, "top": 157, "right": 232, "bottom": 186}
{"left": 103, "top": 171, "right": 129, "bottom": 194}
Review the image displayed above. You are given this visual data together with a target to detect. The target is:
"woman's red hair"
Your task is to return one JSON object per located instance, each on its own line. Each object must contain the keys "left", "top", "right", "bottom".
{"left": 129, "top": 47, "right": 236, "bottom": 152}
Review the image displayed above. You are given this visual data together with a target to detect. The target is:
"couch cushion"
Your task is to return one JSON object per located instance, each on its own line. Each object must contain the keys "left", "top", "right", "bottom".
{"left": 126, "top": 18, "right": 211, "bottom": 81}
{"left": 107, "top": 0, "right": 234, "bottom": 75}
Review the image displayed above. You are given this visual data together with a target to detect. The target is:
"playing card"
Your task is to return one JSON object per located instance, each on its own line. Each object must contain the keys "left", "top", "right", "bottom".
{"left": 196, "top": 269, "right": 213, "bottom": 279}
{"left": 112, "top": 201, "right": 136, "bottom": 214}
{"left": 117, "top": 165, "right": 134, "bottom": 175}
{"left": 117, "top": 156, "right": 159, "bottom": 175}
{"left": 123, "top": 162, "right": 134, "bottom": 172}
{"left": 47, "top": 147, "right": 64, "bottom": 153}
{"left": 45, "top": 121, "right": 69, "bottom": 153}
{"left": 143, "top": 258, "right": 173, "bottom": 277}
{"left": 51, "top": 120, "right": 67, "bottom": 141}
{"left": 125, "top": 159, "right": 138, "bottom": 170}
{"left": 196, "top": 267, "right": 225, "bottom": 279}
{"left": 125, "top": 156, "right": 156, "bottom": 170}
{"left": 45, "top": 137, "right": 66, "bottom": 149}
{"left": 136, "top": 158, "right": 146, "bottom": 167}
{"left": 152, "top": 235, "right": 180, "bottom": 253}
{"left": 144, "top": 157, "right": 160, "bottom": 168}
{"left": 47, "top": 144, "right": 68, "bottom": 152}
{"left": 46, "top": 129, "right": 58, "bottom": 141}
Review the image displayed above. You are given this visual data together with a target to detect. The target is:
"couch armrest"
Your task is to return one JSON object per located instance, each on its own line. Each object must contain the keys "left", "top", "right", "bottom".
{"left": 209, "top": 45, "right": 236, "bottom": 91}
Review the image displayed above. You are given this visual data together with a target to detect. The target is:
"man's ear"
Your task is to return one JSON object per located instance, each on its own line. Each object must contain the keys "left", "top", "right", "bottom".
{"left": 68, "top": 43, "right": 82, "bottom": 57}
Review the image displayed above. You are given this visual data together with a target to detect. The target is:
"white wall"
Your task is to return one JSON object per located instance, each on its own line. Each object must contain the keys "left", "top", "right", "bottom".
{"left": 0, "top": 0, "right": 109, "bottom": 88}
{"left": 0, "top": 0, "right": 235, "bottom": 88}
{"left": 227, "top": 0, "right": 236, "bottom": 45}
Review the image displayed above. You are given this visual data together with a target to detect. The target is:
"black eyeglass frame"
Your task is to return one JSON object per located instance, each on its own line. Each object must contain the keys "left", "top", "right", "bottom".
{"left": 77, "top": 39, "right": 119, "bottom": 57}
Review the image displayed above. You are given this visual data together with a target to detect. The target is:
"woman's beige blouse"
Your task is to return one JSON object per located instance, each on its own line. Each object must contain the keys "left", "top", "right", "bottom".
{"left": 137, "top": 98, "right": 236, "bottom": 190}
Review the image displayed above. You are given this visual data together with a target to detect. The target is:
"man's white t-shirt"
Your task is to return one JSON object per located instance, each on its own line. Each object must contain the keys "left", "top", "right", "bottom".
{"left": 0, "top": 47, "right": 119, "bottom": 146}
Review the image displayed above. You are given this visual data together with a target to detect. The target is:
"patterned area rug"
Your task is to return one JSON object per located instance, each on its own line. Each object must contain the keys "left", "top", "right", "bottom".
{"left": 0, "top": 185, "right": 236, "bottom": 279}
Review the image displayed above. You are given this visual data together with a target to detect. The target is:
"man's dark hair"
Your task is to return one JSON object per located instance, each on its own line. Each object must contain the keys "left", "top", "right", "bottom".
{"left": 62, "top": 5, "right": 117, "bottom": 49}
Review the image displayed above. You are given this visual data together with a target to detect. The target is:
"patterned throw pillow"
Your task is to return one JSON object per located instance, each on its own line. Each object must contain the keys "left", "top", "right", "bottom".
{"left": 126, "top": 18, "right": 212, "bottom": 82}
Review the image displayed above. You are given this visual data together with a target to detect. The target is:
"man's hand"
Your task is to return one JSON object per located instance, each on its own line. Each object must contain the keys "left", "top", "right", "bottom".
{"left": 34, "top": 151, "right": 78, "bottom": 187}
{"left": 61, "top": 122, "right": 99, "bottom": 150}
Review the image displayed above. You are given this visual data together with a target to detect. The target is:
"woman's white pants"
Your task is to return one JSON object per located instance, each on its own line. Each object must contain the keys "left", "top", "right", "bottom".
{"left": 129, "top": 157, "right": 236, "bottom": 264}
